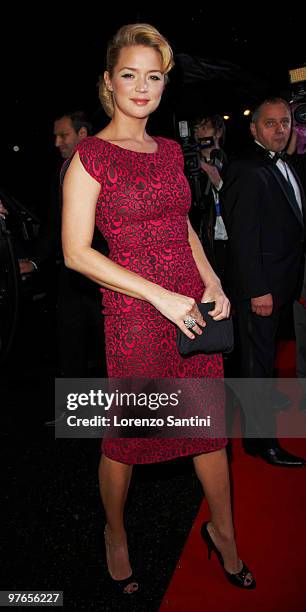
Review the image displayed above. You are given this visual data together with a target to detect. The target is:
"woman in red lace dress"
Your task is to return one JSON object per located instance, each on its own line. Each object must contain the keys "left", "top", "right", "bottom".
{"left": 62, "top": 23, "right": 255, "bottom": 593}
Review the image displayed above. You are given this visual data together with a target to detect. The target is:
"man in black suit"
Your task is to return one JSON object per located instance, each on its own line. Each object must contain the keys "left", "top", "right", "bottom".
{"left": 17, "top": 111, "right": 107, "bottom": 378}
{"left": 222, "top": 97, "right": 306, "bottom": 466}
{"left": 54, "top": 112, "right": 107, "bottom": 377}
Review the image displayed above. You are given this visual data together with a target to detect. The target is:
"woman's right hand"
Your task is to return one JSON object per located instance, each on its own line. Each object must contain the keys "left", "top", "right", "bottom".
{"left": 151, "top": 289, "right": 206, "bottom": 339}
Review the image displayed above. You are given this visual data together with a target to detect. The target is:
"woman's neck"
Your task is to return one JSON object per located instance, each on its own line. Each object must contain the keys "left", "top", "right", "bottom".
{"left": 102, "top": 115, "right": 150, "bottom": 144}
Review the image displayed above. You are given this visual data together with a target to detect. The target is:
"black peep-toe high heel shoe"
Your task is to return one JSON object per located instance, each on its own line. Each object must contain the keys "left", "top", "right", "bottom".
{"left": 201, "top": 522, "right": 256, "bottom": 589}
{"left": 106, "top": 571, "right": 139, "bottom": 595}
{"left": 104, "top": 526, "right": 139, "bottom": 595}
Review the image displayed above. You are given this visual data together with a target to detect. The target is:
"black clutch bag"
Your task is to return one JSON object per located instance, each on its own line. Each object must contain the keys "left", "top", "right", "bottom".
{"left": 176, "top": 302, "right": 234, "bottom": 355}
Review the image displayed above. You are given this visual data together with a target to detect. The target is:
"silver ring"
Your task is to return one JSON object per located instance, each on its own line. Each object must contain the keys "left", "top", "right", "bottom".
{"left": 184, "top": 317, "right": 197, "bottom": 329}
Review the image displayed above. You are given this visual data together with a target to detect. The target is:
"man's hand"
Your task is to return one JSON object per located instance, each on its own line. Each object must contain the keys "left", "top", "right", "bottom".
{"left": 200, "top": 160, "right": 222, "bottom": 189}
{"left": 251, "top": 293, "right": 273, "bottom": 317}
{"left": 19, "top": 259, "right": 35, "bottom": 274}
{"left": 0, "top": 200, "right": 8, "bottom": 219}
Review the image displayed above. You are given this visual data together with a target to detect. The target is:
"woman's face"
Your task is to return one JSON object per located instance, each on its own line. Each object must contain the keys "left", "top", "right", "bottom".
{"left": 104, "top": 45, "right": 165, "bottom": 119}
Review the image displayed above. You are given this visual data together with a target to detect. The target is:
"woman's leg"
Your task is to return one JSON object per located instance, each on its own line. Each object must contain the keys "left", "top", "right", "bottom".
{"left": 99, "top": 454, "right": 135, "bottom": 586}
{"left": 193, "top": 448, "right": 252, "bottom": 579}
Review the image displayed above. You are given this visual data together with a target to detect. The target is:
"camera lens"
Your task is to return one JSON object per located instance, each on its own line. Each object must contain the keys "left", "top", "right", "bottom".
{"left": 294, "top": 103, "right": 306, "bottom": 125}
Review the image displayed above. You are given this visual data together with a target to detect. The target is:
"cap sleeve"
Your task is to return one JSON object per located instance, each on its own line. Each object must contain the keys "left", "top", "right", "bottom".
{"left": 74, "top": 137, "right": 104, "bottom": 185}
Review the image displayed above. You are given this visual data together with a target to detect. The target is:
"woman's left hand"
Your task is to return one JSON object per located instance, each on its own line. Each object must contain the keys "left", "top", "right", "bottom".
{"left": 201, "top": 283, "right": 230, "bottom": 320}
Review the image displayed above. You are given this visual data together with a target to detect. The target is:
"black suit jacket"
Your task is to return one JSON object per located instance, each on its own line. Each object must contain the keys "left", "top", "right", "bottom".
{"left": 221, "top": 144, "right": 305, "bottom": 307}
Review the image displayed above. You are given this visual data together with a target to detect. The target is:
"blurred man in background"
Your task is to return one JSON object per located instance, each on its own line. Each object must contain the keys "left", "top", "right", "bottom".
{"left": 54, "top": 111, "right": 92, "bottom": 160}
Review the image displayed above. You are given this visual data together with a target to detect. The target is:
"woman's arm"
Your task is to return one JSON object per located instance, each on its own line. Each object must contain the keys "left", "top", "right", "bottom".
{"left": 62, "top": 153, "right": 206, "bottom": 338}
{"left": 187, "top": 218, "right": 230, "bottom": 319}
{"left": 63, "top": 153, "right": 162, "bottom": 300}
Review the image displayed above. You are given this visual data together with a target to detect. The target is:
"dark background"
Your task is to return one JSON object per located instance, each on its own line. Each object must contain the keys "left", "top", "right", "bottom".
{"left": 1, "top": 9, "right": 305, "bottom": 609}
{"left": 1, "top": 7, "right": 304, "bottom": 214}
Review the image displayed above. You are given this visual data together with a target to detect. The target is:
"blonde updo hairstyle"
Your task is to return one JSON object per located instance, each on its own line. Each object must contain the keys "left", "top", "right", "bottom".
{"left": 99, "top": 23, "right": 174, "bottom": 118}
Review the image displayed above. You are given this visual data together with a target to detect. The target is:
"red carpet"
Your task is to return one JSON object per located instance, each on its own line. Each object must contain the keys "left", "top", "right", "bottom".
{"left": 160, "top": 343, "right": 306, "bottom": 612}
{"left": 275, "top": 340, "right": 297, "bottom": 376}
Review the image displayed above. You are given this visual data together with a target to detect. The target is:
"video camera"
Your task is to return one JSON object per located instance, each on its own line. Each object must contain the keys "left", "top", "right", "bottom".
{"left": 178, "top": 120, "right": 215, "bottom": 180}
{"left": 178, "top": 120, "right": 225, "bottom": 205}
{"left": 289, "top": 66, "right": 306, "bottom": 154}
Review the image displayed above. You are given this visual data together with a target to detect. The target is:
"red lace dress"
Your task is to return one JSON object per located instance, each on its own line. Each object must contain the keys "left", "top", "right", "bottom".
{"left": 75, "top": 136, "right": 227, "bottom": 463}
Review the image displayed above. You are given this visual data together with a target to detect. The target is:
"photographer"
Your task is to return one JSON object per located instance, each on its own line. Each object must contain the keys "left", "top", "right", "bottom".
{"left": 189, "top": 115, "right": 228, "bottom": 285}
